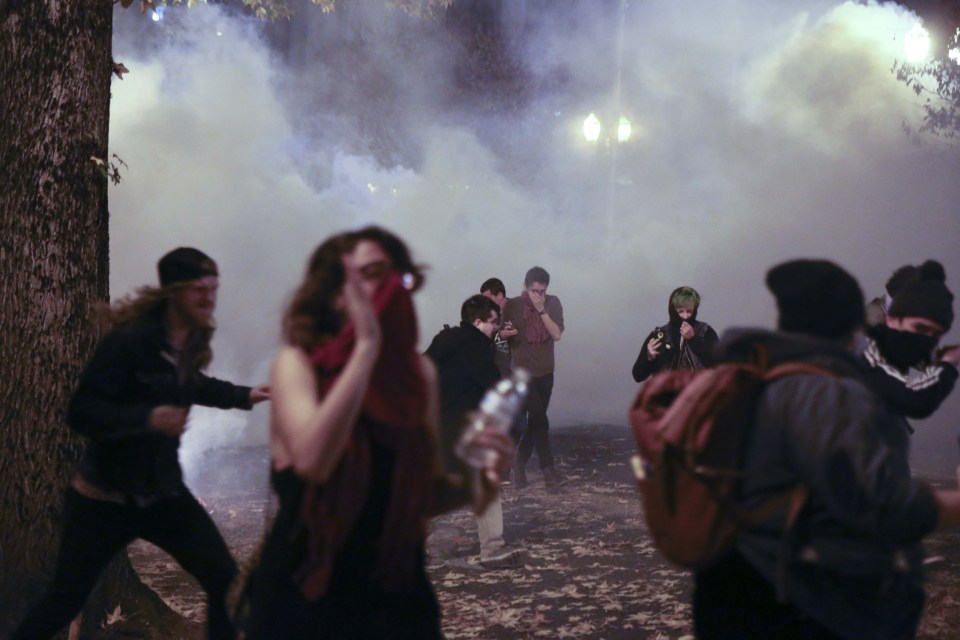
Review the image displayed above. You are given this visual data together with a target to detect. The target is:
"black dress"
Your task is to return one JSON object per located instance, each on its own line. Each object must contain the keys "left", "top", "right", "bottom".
{"left": 247, "top": 440, "right": 443, "bottom": 639}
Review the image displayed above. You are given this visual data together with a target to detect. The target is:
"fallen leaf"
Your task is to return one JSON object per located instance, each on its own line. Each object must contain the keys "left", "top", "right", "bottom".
{"left": 102, "top": 605, "right": 126, "bottom": 627}
{"left": 112, "top": 62, "right": 130, "bottom": 80}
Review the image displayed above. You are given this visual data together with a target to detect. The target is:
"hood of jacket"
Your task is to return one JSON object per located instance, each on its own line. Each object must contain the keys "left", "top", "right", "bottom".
{"left": 668, "top": 305, "right": 698, "bottom": 327}
{"left": 424, "top": 322, "right": 489, "bottom": 362}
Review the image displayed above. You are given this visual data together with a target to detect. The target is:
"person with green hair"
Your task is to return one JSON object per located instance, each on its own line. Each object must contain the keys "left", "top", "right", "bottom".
{"left": 632, "top": 286, "right": 719, "bottom": 382}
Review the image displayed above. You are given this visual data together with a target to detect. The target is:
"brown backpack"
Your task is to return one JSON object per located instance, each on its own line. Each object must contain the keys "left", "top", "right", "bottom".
{"left": 628, "top": 359, "right": 830, "bottom": 570}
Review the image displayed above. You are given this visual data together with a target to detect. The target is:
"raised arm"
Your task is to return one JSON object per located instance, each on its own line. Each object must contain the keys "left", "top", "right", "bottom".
{"left": 632, "top": 332, "right": 660, "bottom": 383}
{"left": 687, "top": 324, "right": 720, "bottom": 367}
{"left": 269, "top": 263, "right": 382, "bottom": 484}
{"left": 538, "top": 295, "right": 564, "bottom": 342}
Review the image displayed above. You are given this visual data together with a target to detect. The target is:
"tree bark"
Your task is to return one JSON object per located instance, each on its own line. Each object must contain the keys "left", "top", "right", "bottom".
{"left": 0, "top": 2, "right": 197, "bottom": 638}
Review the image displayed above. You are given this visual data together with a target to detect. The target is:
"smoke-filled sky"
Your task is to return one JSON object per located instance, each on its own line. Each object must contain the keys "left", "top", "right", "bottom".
{"left": 109, "top": 0, "right": 960, "bottom": 476}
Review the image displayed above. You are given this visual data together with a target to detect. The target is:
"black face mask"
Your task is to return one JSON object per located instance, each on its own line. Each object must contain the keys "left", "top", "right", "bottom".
{"left": 669, "top": 308, "right": 697, "bottom": 328}
{"left": 876, "top": 326, "right": 939, "bottom": 370}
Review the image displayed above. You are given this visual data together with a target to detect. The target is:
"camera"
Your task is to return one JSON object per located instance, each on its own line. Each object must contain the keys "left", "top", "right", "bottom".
{"left": 653, "top": 327, "right": 672, "bottom": 350}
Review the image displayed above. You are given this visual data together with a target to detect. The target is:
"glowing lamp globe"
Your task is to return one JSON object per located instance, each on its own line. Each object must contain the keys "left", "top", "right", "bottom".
{"left": 583, "top": 113, "right": 602, "bottom": 143}
{"left": 617, "top": 116, "right": 632, "bottom": 143}
{"left": 904, "top": 24, "right": 930, "bottom": 63}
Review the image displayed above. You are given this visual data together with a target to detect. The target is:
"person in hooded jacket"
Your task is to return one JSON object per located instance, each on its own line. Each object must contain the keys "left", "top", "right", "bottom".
{"left": 425, "top": 294, "right": 522, "bottom": 567}
{"left": 692, "top": 259, "right": 960, "bottom": 640}
{"left": 632, "top": 286, "right": 719, "bottom": 383}
{"left": 861, "top": 260, "right": 959, "bottom": 428}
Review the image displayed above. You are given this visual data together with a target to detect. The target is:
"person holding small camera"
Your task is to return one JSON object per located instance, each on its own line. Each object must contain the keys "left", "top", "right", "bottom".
{"left": 480, "top": 278, "right": 519, "bottom": 380}
{"left": 632, "top": 286, "right": 719, "bottom": 383}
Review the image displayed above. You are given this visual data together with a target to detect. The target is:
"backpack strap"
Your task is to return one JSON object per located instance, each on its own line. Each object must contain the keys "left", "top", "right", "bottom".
{"left": 775, "top": 484, "right": 809, "bottom": 602}
{"left": 760, "top": 361, "right": 833, "bottom": 601}
{"left": 721, "top": 360, "right": 830, "bottom": 601}
{"left": 765, "top": 361, "right": 837, "bottom": 381}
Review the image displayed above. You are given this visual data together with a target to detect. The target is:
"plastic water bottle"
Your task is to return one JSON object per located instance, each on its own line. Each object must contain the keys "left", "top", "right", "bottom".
{"left": 455, "top": 368, "right": 530, "bottom": 469}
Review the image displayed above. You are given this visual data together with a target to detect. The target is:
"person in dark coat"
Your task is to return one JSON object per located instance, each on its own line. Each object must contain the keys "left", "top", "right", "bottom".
{"left": 632, "top": 286, "right": 719, "bottom": 383}
{"left": 480, "top": 277, "right": 519, "bottom": 379}
{"left": 13, "top": 247, "right": 269, "bottom": 640}
{"left": 426, "top": 294, "right": 522, "bottom": 567}
{"left": 862, "top": 259, "right": 959, "bottom": 429}
{"left": 693, "top": 259, "right": 960, "bottom": 640}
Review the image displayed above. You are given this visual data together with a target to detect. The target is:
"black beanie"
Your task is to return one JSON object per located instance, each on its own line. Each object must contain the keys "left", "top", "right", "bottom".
{"left": 157, "top": 247, "right": 218, "bottom": 287}
{"left": 766, "top": 259, "right": 864, "bottom": 340}
{"left": 885, "top": 264, "right": 920, "bottom": 297}
{"left": 888, "top": 260, "right": 954, "bottom": 331}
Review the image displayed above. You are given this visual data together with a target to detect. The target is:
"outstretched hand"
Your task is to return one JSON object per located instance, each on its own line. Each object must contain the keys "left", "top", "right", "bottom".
{"left": 249, "top": 384, "right": 271, "bottom": 404}
{"left": 938, "top": 345, "right": 960, "bottom": 367}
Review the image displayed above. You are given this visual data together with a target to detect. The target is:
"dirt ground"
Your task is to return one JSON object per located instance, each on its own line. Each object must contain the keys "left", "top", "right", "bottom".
{"left": 127, "top": 424, "right": 960, "bottom": 639}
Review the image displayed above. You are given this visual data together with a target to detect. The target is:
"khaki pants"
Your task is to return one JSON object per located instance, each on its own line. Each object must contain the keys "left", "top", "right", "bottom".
{"left": 475, "top": 493, "right": 505, "bottom": 559}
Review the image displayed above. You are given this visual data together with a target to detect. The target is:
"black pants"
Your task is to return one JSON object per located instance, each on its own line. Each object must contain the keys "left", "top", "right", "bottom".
{"left": 693, "top": 551, "right": 844, "bottom": 640}
{"left": 516, "top": 373, "right": 554, "bottom": 470}
{"left": 13, "top": 488, "right": 237, "bottom": 640}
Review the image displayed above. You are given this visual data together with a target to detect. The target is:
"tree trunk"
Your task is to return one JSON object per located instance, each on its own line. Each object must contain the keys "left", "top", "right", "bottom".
{"left": 0, "top": 2, "right": 197, "bottom": 637}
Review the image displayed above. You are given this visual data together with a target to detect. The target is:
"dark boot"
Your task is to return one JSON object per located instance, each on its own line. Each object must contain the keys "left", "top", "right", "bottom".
{"left": 543, "top": 467, "right": 566, "bottom": 488}
{"left": 513, "top": 462, "right": 528, "bottom": 489}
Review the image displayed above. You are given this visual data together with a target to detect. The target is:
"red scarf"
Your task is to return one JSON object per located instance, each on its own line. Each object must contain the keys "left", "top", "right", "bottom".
{"left": 294, "top": 273, "right": 435, "bottom": 599}
{"left": 522, "top": 290, "right": 551, "bottom": 349}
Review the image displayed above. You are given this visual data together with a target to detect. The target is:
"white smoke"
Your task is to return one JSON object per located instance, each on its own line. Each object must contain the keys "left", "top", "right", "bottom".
{"left": 109, "top": 0, "right": 960, "bottom": 476}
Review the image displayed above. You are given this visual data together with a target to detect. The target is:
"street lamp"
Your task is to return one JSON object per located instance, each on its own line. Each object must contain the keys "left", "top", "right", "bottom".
{"left": 617, "top": 116, "right": 632, "bottom": 143}
{"left": 583, "top": 113, "right": 602, "bottom": 143}
{"left": 582, "top": 113, "right": 635, "bottom": 145}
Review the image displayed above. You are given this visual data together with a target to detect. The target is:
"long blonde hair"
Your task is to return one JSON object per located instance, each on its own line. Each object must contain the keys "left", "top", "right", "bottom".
{"left": 99, "top": 282, "right": 215, "bottom": 372}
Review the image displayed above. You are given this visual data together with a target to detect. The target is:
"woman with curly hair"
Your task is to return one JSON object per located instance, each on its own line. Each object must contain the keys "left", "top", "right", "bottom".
{"left": 246, "top": 226, "right": 511, "bottom": 639}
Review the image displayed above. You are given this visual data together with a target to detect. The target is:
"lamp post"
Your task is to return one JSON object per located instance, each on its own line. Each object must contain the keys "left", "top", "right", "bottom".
{"left": 580, "top": 111, "right": 634, "bottom": 245}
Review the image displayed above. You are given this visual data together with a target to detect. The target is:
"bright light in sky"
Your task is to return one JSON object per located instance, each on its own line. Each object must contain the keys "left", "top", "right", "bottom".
{"left": 583, "top": 112, "right": 601, "bottom": 142}
{"left": 904, "top": 23, "right": 930, "bottom": 62}
{"left": 617, "top": 116, "right": 632, "bottom": 143}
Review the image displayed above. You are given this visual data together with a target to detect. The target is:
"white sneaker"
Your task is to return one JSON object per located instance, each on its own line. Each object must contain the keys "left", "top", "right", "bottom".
{"left": 479, "top": 545, "right": 523, "bottom": 568}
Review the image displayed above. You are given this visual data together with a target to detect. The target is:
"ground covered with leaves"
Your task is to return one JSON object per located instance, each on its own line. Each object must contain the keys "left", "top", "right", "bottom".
{"left": 128, "top": 424, "right": 960, "bottom": 639}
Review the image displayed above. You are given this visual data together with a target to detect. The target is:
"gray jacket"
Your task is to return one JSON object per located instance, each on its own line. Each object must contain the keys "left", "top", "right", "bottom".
{"left": 721, "top": 328, "right": 938, "bottom": 640}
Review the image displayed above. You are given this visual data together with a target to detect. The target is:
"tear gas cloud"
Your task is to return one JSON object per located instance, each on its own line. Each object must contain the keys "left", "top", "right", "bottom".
{"left": 109, "top": 0, "right": 960, "bottom": 477}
